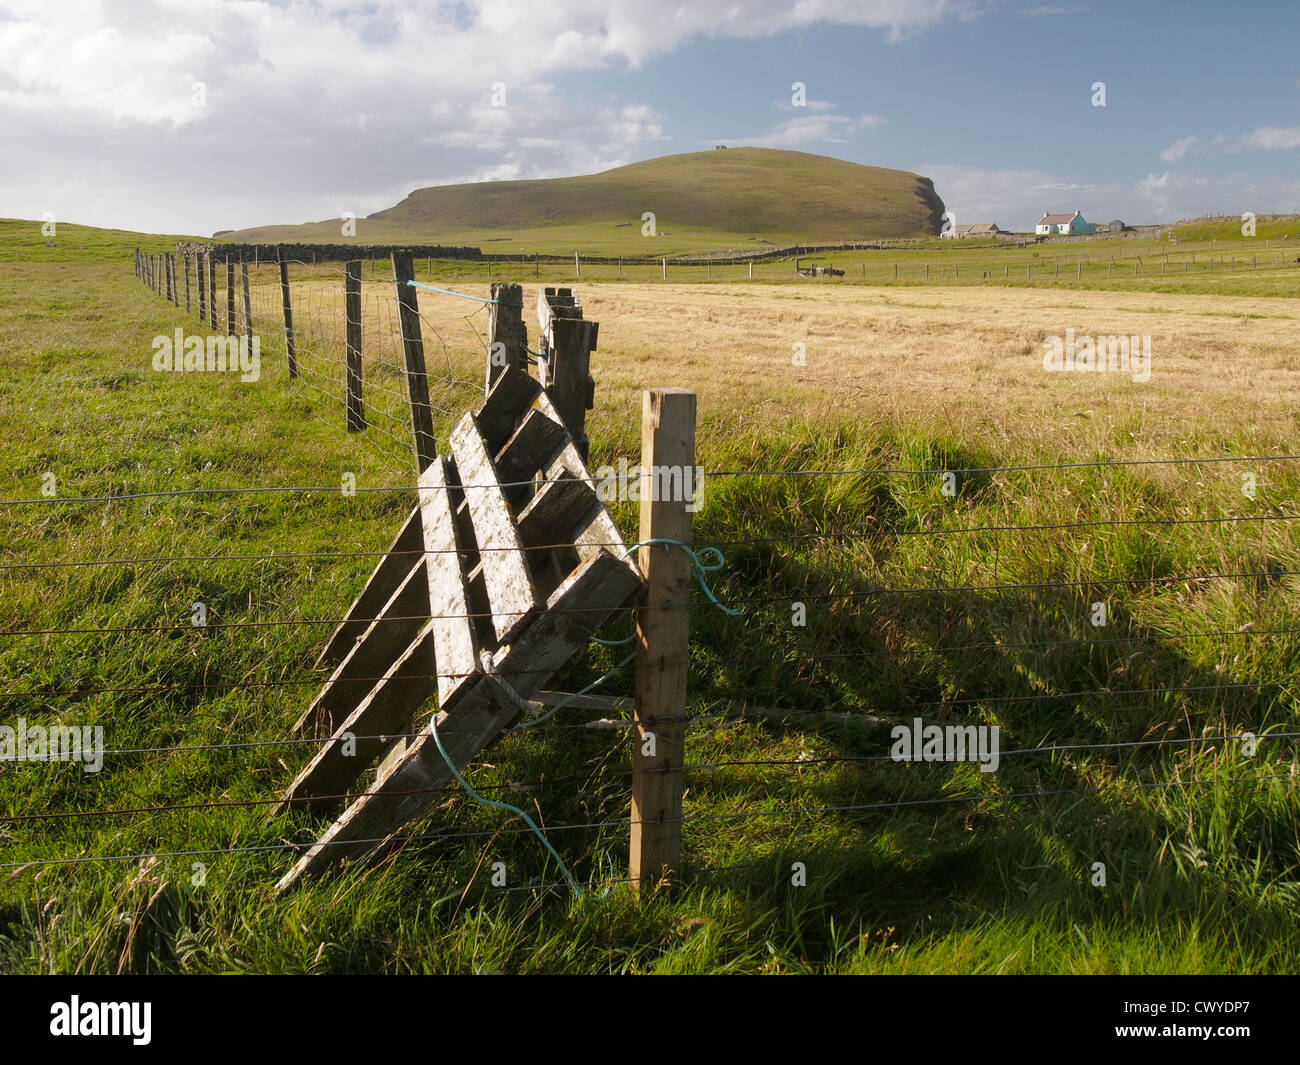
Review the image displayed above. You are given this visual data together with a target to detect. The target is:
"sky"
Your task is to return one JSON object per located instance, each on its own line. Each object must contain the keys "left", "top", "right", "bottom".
{"left": 1, "top": 0, "right": 1298, "bottom": 237}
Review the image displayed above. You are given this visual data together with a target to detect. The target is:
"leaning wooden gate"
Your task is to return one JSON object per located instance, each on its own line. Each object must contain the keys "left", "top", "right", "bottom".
{"left": 274, "top": 361, "right": 643, "bottom": 893}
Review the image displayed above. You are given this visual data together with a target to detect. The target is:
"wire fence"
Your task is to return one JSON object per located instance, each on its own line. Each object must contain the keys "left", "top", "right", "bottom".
{"left": 3, "top": 256, "right": 1296, "bottom": 900}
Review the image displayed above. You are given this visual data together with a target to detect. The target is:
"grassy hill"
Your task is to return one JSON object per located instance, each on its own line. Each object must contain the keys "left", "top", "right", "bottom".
{"left": 221, "top": 148, "right": 946, "bottom": 254}
{"left": 1167, "top": 214, "right": 1300, "bottom": 242}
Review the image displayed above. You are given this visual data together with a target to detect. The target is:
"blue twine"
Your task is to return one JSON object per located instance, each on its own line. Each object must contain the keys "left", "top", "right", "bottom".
{"left": 405, "top": 279, "right": 523, "bottom": 308}
{"left": 428, "top": 711, "right": 586, "bottom": 897}
{"left": 514, "top": 652, "right": 635, "bottom": 729}
{"left": 624, "top": 538, "right": 742, "bottom": 616}
{"left": 592, "top": 632, "right": 636, "bottom": 647}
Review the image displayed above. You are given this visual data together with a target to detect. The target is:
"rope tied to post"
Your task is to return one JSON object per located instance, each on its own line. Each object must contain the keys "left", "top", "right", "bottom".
{"left": 404, "top": 279, "right": 524, "bottom": 308}
{"left": 624, "top": 538, "right": 742, "bottom": 617}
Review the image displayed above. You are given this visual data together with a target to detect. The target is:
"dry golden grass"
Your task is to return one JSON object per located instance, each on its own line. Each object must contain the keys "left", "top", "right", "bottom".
{"left": 575, "top": 283, "right": 1300, "bottom": 462}
{"left": 256, "top": 272, "right": 1300, "bottom": 473}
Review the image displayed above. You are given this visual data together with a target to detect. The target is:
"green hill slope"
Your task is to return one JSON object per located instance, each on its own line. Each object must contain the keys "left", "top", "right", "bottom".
{"left": 222, "top": 148, "right": 946, "bottom": 254}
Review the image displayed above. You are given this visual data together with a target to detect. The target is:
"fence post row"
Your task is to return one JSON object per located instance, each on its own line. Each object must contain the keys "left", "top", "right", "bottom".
{"left": 390, "top": 251, "right": 435, "bottom": 469}
{"left": 630, "top": 387, "right": 697, "bottom": 891}
{"left": 277, "top": 248, "right": 297, "bottom": 379}
{"left": 344, "top": 259, "right": 365, "bottom": 432}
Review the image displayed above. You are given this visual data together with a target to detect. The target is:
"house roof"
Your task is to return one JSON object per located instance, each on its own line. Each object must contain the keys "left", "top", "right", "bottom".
{"left": 1039, "top": 213, "right": 1076, "bottom": 225}
{"left": 966, "top": 222, "right": 1000, "bottom": 234}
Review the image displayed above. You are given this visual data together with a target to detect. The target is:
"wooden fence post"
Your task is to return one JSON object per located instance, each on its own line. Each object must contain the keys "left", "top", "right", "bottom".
{"left": 207, "top": 256, "right": 218, "bottom": 330}
{"left": 225, "top": 259, "right": 236, "bottom": 337}
{"left": 278, "top": 248, "right": 296, "bottom": 378}
{"left": 196, "top": 251, "right": 207, "bottom": 322}
{"left": 548, "top": 316, "right": 597, "bottom": 461}
{"left": 241, "top": 261, "right": 253, "bottom": 346}
{"left": 184, "top": 254, "right": 192, "bottom": 312}
{"left": 574, "top": 251, "right": 580, "bottom": 278}
{"left": 391, "top": 252, "right": 436, "bottom": 469}
{"left": 662, "top": 258, "right": 666, "bottom": 280}
{"left": 345, "top": 260, "right": 365, "bottom": 431}
{"left": 630, "top": 387, "right": 696, "bottom": 892}
{"left": 171, "top": 254, "right": 180, "bottom": 306}
{"left": 485, "top": 281, "right": 526, "bottom": 393}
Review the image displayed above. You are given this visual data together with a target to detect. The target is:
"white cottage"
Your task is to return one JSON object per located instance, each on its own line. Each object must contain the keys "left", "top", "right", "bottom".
{"left": 1036, "top": 210, "right": 1092, "bottom": 236}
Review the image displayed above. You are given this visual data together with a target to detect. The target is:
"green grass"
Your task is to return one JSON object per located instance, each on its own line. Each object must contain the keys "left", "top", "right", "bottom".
{"left": 1, "top": 224, "right": 1298, "bottom": 974}
{"left": 221, "top": 148, "right": 945, "bottom": 252}
{"left": 1170, "top": 215, "right": 1300, "bottom": 243}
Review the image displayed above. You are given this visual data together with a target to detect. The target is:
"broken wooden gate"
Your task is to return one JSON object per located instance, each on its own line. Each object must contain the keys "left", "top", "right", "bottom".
{"left": 274, "top": 361, "right": 642, "bottom": 893}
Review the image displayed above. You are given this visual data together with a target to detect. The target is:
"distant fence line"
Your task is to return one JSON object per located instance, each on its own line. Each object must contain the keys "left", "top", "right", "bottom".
{"left": 177, "top": 237, "right": 1010, "bottom": 268}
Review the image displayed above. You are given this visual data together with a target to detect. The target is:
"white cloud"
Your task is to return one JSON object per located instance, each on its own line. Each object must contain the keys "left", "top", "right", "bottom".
{"left": 1235, "top": 126, "right": 1300, "bottom": 151}
{"left": 1160, "top": 136, "right": 1199, "bottom": 162}
{"left": 0, "top": 0, "right": 976, "bottom": 233}
{"left": 1161, "top": 126, "right": 1300, "bottom": 163}
{"left": 724, "top": 113, "right": 884, "bottom": 148}
{"left": 1020, "top": 5, "right": 1090, "bottom": 16}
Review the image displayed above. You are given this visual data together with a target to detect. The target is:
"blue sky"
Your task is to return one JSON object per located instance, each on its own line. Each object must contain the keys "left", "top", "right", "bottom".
{"left": 1, "top": 0, "right": 1297, "bottom": 235}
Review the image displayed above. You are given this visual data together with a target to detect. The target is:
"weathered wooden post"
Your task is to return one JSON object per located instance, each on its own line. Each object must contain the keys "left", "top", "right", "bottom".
{"left": 574, "top": 251, "right": 580, "bottom": 278}
{"left": 241, "top": 261, "right": 253, "bottom": 346}
{"left": 484, "top": 281, "right": 526, "bottom": 393}
{"left": 171, "top": 254, "right": 180, "bottom": 306}
{"left": 225, "top": 259, "right": 236, "bottom": 337}
{"left": 345, "top": 260, "right": 365, "bottom": 431}
{"left": 630, "top": 387, "right": 696, "bottom": 892}
{"left": 662, "top": 258, "right": 666, "bottom": 280}
{"left": 277, "top": 248, "right": 296, "bottom": 378}
{"left": 196, "top": 251, "right": 207, "bottom": 322}
{"left": 391, "top": 252, "right": 436, "bottom": 468}
{"left": 549, "top": 317, "right": 597, "bottom": 461}
{"left": 207, "top": 257, "right": 218, "bottom": 330}
{"left": 184, "top": 254, "right": 192, "bottom": 311}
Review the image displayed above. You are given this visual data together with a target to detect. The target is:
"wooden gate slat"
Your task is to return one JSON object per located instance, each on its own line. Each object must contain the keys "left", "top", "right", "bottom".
{"left": 274, "top": 548, "right": 643, "bottom": 890}
{"left": 449, "top": 412, "right": 539, "bottom": 645}
{"left": 476, "top": 364, "right": 541, "bottom": 453}
{"left": 292, "top": 556, "right": 429, "bottom": 736}
{"left": 276, "top": 626, "right": 436, "bottom": 811}
{"left": 420, "top": 455, "right": 480, "bottom": 710}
